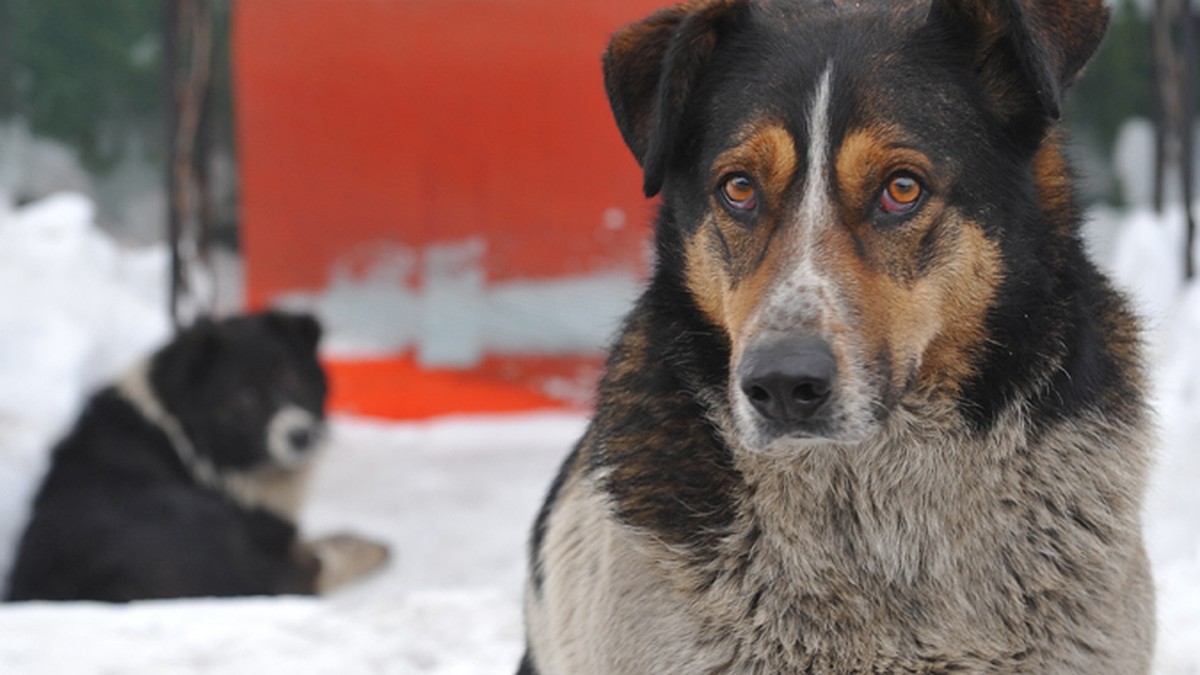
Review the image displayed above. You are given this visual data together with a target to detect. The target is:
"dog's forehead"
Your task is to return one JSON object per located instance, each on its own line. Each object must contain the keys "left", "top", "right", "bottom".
{"left": 757, "top": 0, "right": 926, "bottom": 32}
{"left": 700, "top": 2, "right": 973, "bottom": 174}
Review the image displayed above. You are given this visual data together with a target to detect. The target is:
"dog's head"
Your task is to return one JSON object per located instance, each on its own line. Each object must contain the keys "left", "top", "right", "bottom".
{"left": 150, "top": 311, "right": 329, "bottom": 472}
{"left": 605, "top": 0, "right": 1107, "bottom": 452}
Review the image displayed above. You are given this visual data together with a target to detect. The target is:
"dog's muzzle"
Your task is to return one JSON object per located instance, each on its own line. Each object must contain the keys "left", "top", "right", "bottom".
{"left": 737, "top": 335, "right": 836, "bottom": 432}
{"left": 267, "top": 405, "right": 326, "bottom": 469}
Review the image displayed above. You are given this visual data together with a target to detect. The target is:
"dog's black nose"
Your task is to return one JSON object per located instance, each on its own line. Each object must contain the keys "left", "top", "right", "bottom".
{"left": 738, "top": 338, "right": 835, "bottom": 424}
{"left": 288, "top": 427, "right": 315, "bottom": 451}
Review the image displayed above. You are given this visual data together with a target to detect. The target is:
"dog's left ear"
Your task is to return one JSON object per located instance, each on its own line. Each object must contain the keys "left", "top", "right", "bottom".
{"left": 604, "top": 0, "right": 749, "bottom": 197}
{"left": 153, "top": 318, "right": 223, "bottom": 390}
{"left": 928, "top": 0, "right": 1108, "bottom": 121}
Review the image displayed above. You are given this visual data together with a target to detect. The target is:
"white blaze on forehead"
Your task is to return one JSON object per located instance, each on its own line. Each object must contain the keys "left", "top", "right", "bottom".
{"left": 752, "top": 62, "right": 837, "bottom": 336}
{"left": 800, "top": 63, "right": 835, "bottom": 232}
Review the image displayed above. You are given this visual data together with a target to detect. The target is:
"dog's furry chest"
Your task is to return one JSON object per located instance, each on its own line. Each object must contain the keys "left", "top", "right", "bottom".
{"left": 527, "top": 405, "right": 1153, "bottom": 674}
{"left": 689, "top": 451, "right": 1030, "bottom": 671}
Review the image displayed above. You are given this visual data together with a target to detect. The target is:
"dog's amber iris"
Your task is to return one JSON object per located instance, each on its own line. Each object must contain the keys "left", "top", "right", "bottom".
{"left": 881, "top": 174, "right": 921, "bottom": 213}
{"left": 722, "top": 175, "right": 758, "bottom": 210}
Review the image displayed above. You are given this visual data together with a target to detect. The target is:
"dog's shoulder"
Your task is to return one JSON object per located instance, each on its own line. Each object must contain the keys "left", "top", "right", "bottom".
{"left": 39, "top": 385, "right": 192, "bottom": 489}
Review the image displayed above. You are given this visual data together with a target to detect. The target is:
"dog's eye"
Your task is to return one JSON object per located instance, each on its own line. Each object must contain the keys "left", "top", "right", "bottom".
{"left": 879, "top": 173, "right": 923, "bottom": 214}
{"left": 720, "top": 174, "right": 758, "bottom": 211}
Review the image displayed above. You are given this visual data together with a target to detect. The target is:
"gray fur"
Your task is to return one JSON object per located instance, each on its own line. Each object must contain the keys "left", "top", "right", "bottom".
{"left": 526, "top": 399, "right": 1154, "bottom": 673}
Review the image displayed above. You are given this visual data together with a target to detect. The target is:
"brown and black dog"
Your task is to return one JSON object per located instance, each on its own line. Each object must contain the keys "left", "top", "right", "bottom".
{"left": 520, "top": 0, "right": 1155, "bottom": 672}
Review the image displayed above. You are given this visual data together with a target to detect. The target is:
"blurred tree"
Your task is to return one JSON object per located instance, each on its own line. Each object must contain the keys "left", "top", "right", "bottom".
{"left": 0, "top": 0, "right": 236, "bottom": 246}
{"left": 1067, "top": 0, "right": 1156, "bottom": 164}
{"left": 1, "top": 0, "right": 233, "bottom": 177}
{"left": 1063, "top": 0, "right": 1199, "bottom": 229}
{"left": 0, "top": 0, "right": 15, "bottom": 118}
{"left": 1150, "top": 0, "right": 1196, "bottom": 278}
{"left": 6, "top": 0, "right": 163, "bottom": 170}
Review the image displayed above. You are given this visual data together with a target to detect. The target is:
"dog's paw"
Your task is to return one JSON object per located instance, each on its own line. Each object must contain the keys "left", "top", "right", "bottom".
{"left": 308, "top": 532, "right": 391, "bottom": 594}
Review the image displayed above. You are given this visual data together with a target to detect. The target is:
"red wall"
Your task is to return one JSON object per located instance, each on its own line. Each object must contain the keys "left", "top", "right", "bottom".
{"left": 234, "top": 0, "right": 663, "bottom": 305}
{"left": 232, "top": 0, "right": 665, "bottom": 418}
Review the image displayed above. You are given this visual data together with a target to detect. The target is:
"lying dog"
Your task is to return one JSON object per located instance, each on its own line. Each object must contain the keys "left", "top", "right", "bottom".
{"left": 6, "top": 311, "right": 388, "bottom": 602}
{"left": 520, "top": 0, "right": 1155, "bottom": 672}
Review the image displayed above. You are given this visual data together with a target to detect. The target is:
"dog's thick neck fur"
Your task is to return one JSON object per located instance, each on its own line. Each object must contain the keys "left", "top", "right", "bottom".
{"left": 116, "top": 360, "right": 314, "bottom": 522}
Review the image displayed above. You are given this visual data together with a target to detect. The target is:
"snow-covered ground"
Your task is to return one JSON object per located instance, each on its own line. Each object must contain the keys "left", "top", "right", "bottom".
{"left": 0, "top": 412, "right": 578, "bottom": 674}
{"left": 0, "top": 192, "right": 1198, "bottom": 673}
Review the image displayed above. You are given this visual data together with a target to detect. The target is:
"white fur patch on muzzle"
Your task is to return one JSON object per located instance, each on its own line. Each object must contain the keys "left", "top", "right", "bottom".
{"left": 267, "top": 405, "right": 326, "bottom": 469}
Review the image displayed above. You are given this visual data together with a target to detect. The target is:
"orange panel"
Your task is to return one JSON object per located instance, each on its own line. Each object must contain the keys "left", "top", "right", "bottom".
{"left": 324, "top": 354, "right": 602, "bottom": 420}
{"left": 234, "top": 0, "right": 664, "bottom": 304}
{"left": 233, "top": 0, "right": 664, "bottom": 418}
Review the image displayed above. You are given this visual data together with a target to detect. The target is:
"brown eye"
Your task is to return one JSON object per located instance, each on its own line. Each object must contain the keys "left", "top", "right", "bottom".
{"left": 721, "top": 174, "right": 758, "bottom": 211}
{"left": 880, "top": 173, "right": 923, "bottom": 214}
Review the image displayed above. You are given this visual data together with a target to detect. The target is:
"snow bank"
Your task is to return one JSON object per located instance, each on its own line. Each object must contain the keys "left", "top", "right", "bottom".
{"left": 0, "top": 193, "right": 1198, "bottom": 673}
{"left": 0, "top": 193, "right": 170, "bottom": 578}
{"left": 0, "top": 408, "right": 574, "bottom": 674}
{"left": 0, "top": 405, "right": 576, "bottom": 674}
{"left": 1102, "top": 204, "right": 1200, "bottom": 675}
{"left": 0, "top": 194, "right": 170, "bottom": 428}
{"left": 0, "top": 590, "right": 523, "bottom": 675}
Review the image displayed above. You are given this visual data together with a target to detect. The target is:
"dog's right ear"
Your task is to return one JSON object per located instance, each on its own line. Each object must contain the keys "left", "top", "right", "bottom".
{"left": 603, "top": 0, "right": 748, "bottom": 198}
{"left": 264, "top": 310, "right": 323, "bottom": 357}
{"left": 927, "top": 0, "right": 1108, "bottom": 123}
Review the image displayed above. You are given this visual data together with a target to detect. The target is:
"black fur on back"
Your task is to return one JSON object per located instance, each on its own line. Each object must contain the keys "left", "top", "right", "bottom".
{"left": 5, "top": 311, "right": 327, "bottom": 602}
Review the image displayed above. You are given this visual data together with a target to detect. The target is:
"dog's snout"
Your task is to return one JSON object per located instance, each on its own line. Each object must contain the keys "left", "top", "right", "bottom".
{"left": 288, "top": 426, "right": 316, "bottom": 451}
{"left": 738, "top": 338, "right": 835, "bottom": 424}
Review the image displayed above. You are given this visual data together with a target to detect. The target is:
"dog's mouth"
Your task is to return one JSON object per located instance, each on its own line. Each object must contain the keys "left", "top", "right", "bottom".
{"left": 731, "top": 397, "right": 875, "bottom": 453}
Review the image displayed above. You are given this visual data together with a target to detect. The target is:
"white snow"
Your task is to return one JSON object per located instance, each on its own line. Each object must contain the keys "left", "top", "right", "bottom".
{"left": 0, "top": 191, "right": 1198, "bottom": 673}
{"left": 0, "top": 414, "right": 576, "bottom": 675}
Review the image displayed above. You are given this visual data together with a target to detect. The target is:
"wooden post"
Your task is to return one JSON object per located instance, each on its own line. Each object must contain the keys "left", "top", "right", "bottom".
{"left": 1151, "top": 0, "right": 1169, "bottom": 213}
{"left": 1151, "top": 0, "right": 1197, "bottom": 280}
{"left": 164, "top": 0, "right": 216, "bottom": 330}
{"left": 1181, "top": 3, "right": 1196, "bottom": 279}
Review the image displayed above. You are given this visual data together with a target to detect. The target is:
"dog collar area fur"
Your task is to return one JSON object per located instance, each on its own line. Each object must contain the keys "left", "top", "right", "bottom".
{"left": 115, "top": 360, "right": 301, "bottom": 521}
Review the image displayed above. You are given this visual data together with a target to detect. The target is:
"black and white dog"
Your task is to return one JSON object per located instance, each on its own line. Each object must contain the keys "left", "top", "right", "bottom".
{"left": 6, "top": 311, "right": 388, "bottom": 602}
